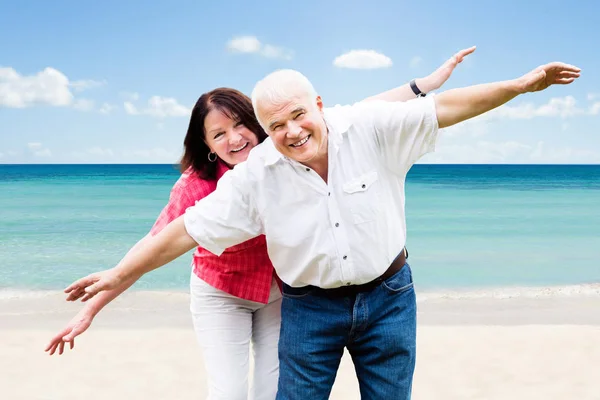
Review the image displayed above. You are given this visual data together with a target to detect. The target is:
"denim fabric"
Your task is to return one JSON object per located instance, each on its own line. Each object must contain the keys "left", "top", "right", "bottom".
{"left": 276, "top": 264, "right": 417, "bottom": 400}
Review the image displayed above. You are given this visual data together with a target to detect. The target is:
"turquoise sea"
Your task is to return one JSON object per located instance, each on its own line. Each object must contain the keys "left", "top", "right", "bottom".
{"left": 1, "top": 164, "right": 599, "bottom": 297}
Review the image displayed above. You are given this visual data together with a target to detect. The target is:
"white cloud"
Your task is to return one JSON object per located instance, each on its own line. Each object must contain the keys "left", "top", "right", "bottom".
{"left": 146, "top": 96, "right": 190, "bottom": 117}
{"left": 26, "top": 142, "right": 52, "bottom": 157}
{"left": 530, "top": 141, "right": 600, "bottom": 164}
{"left": 99, "top": 103, "right": 114, "bottom": 115}
{"left": 88, "top": 147, "right": 115, "bottom": 157}
{"left": 73, "top": 98, "right": 95, "bottom": 111}
{"left": 33, "top": 148, "right": 52, "bottom": 157}
{"left": 333, "top": 50, "right": 393, "bottom": 69}
{"left": 409, "top": 56, "right": 422, "bottom": 69}
{"left": 120, "top": 91, "right": 140, "bottom": 101}
{"left": 71, "top": 147, "right": 115, "bottom": 161}
{"left": 70, "top": 147, "right": 178, "bottom": 163}
{"left": 421, "top": 139, "right": 600, "bottom": 164}
{"left": 0, "top": 67, "right": 73, "bottom": 108}
{"left": 124, "top": 96, "right": 190, "bottom": 118}
{"left": 70, "top": 79, "right": 106, "bottom": 92}
{"left": 0, "top": 67, "right": 106, "bottom": 112}
{"left": 590, "top": 102, "right": 600, "bottom": 115}
{"left": 27, "top": 142, "right": 42, "bottom": 150}
{"left": 423, "top": 140, "right": 533, "bottom": 164}
{"left": 492, "top": 96, "right": 584, "bottom": 120}
{"left": 124, "top": 101, "right": 139, "bottom": 115}
{"left": 226, "top": 36, "right": 293, "bottom": 60}
{"left": 121, "top": 147, "right": 179, "bottom": 162}
{"left": 587, "top": 93, "right": 599, "bottom": 101}
{"left": 227, "top": 36, "right": 261, "bottom": 53}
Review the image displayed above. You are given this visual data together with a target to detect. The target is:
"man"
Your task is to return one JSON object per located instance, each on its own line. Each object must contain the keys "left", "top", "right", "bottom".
{"left": 64, "top": 55, "right": 580, "bottom": 399}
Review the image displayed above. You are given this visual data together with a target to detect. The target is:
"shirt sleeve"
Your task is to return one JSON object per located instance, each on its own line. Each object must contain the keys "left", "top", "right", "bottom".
{"left": 356, "top": 96, "right": 439, "bottom": 176}
{"left": 183, "top": 163, "right": 263, "bottom": 256}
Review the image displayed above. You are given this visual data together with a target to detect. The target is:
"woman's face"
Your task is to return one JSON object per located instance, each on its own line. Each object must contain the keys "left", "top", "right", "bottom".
{"left": 203, "top": 108, "right": 259, "bottom": 167}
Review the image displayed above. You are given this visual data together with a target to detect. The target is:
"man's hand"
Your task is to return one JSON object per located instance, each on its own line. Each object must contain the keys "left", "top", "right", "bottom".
{"left": 420, "top": 46, "right": 476, "bottom": 92}
{"left": 518, "top": 62, "right": 581, "bottom": 93}
{"left": 435, "top": 60, "right": 581, "bottom": 129}
{"left": 64, "top": 268, "right": 124, "bottom": 301}
{"left": 44, "top": 309, "right": 94, "bottom": 355}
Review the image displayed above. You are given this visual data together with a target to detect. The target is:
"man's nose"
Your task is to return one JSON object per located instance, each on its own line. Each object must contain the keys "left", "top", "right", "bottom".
{"left": 287, "top": 121, "right": 302, "bottom": 137}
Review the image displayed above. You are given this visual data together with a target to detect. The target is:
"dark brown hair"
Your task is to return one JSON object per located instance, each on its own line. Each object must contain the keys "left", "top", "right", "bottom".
{"left": 180, "top": 87, "right": 268, "bottom": 180}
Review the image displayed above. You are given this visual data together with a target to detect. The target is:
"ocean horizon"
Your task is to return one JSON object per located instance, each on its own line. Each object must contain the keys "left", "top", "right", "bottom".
{"left": 2, "top": 163, "right": 599, "bottom": 298}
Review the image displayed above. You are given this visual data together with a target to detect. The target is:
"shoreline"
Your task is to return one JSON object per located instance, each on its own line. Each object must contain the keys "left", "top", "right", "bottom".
{"left": 3, "top": 285, "right": 600, "bottom": 399}
{"left": 3, "top": 283, "right": 600, "bottom": 330}
{"left": 3, "top": 280, "right": 600, "bottom": 299}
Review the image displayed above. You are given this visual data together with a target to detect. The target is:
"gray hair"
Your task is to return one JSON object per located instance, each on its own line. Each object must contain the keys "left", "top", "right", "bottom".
{"left": 251, "top": 69, "right": 318, "bottom": 129}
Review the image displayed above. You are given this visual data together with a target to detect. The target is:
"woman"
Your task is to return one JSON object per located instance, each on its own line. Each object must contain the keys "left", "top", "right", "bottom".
{"left": 45, "top": 47, "right": 474, "bottom": 400}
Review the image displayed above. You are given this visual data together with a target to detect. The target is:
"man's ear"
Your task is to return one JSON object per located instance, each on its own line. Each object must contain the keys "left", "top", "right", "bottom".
{"left": 316, "top": 95, "right": 324, "bottom": 111}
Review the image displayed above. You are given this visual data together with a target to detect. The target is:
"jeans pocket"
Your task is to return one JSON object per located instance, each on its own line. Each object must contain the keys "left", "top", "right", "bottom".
{"left": 381, "top": 263, "right": 414, "bottom": 294}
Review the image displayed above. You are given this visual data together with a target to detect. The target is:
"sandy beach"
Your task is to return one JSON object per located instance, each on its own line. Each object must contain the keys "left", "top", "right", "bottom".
{"left": 2, "top": 287, "right": 600, "bottom": 400}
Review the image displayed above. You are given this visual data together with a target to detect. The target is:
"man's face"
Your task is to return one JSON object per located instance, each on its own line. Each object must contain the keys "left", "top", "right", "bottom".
{"left": 258, "top": 93, "right": 327, "bottom": 165}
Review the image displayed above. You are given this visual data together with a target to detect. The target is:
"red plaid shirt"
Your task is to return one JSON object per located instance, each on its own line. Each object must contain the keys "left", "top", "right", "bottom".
{"left": 150, "top": 162, "right": 275, "bottom": 304}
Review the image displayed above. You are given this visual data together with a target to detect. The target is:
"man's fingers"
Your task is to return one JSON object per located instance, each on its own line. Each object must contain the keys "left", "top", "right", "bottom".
{"left": 66, "top": 288, "right": 86, "bottom": 301}
{"left": 69, "top": 340, "right": 74, "bottom": 350}
{"left": 456, "top": 46, "right": 476, "bottom": 62}
{"left": 58, "top": 341, "right": 65, "bottom": 355}
{"left": 557, "top": 71, "right": 580, "bottom": 79}
{"left": 84, "top": 282, "right": 105, "bottom": 296}
{"left": 556, "top": 77, "right": 576, "bottom": 84}
{"left": 64, "top": 275, "right": 97, "bottom": 294}
{"left": 546, "top": 62, "right": 581, "bottom": 73}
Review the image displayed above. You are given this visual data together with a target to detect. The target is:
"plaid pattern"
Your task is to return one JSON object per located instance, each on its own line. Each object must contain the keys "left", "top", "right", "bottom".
{"left": 150, "top": 162, "right": 275, "bottom": 304}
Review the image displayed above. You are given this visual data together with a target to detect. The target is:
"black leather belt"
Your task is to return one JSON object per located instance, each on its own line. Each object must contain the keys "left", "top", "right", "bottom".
{"left": 284, "top": 248, "right": 408, "bottom": 299}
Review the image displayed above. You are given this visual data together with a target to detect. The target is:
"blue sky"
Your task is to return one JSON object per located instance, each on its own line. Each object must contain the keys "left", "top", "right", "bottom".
{"left": 1, "top": 0, "right": 599, "bottom": 164}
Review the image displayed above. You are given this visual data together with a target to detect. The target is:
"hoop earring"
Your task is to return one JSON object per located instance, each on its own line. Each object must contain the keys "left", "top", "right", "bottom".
{"left": 207, "top": 152, "right": 217, "bottom": 162}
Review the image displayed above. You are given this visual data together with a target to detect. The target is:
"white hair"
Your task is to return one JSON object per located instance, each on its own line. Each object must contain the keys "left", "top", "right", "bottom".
{"left": 251, "top": 69, "right": 318, "bottom": 129}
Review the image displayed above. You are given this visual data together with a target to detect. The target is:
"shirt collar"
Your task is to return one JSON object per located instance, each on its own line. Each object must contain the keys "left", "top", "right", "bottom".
{"left": 263, "top": 106, "right": 353, "bottom": 167}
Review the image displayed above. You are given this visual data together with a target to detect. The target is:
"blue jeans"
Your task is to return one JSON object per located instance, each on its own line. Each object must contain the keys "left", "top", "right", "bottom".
{"left": 276, "top": 264, "right": 417, "bottom": 400}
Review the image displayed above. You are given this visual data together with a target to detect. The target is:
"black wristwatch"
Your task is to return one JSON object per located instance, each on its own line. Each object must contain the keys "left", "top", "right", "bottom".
{"left": 409, "top": 79, "right": 426, "bottom": 97}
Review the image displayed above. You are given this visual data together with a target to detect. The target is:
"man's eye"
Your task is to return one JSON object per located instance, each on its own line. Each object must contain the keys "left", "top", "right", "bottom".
{"left": 294, "top": 112, "right": 305, "bottom": 120}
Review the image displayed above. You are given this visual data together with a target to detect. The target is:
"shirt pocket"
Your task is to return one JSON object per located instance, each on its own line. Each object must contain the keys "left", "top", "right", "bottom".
{"left": 342, "top": 170, "right": 379, "bottom": 224}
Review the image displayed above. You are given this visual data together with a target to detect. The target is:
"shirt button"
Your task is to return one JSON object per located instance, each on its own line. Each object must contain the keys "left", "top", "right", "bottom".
{"left": 343, "top": 255, "right": 347, "bottom": 260}
{"left": 361, "top": 184, "right": 366, "bottom": 189}
{"left": 328, "top": 192, "right": 331, "bottom": 196}
{"left": 335, "top": 222, "right": 339, "bottom": 227}
{"left": 305, "top": 168, "right": 310, "bottom": 171}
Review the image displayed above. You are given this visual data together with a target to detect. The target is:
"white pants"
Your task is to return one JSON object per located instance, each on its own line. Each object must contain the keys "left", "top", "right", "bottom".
{"left": 190, "top": 273, "right": 282, "bottom": 400}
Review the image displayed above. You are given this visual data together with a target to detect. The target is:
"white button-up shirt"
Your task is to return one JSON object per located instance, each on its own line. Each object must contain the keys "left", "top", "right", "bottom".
{"left": 184, "top": 96, "right": 439, "bottom": 288}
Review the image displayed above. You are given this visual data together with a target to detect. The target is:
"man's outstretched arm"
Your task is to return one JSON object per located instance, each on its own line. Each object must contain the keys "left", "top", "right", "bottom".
{"left": 64, "top": 216, "right": 197, "bottom": 299}
{"left": 435, "top": 62, "right": 581, "bottom": 128}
